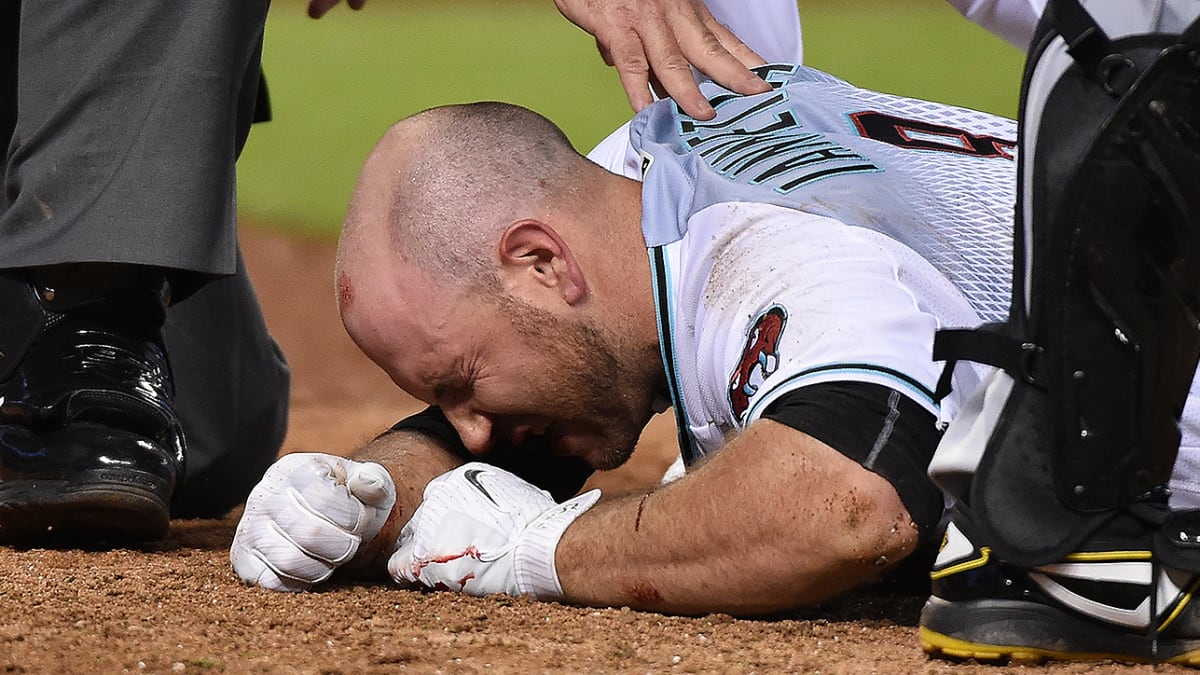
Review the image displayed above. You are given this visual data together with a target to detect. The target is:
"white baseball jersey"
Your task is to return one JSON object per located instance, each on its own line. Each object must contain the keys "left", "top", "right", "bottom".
{"left": 595, "top": 64, "right": 1015, "bottom": 462}
{"left": 590, "top": 63, "right": 1200, "bottom": 509}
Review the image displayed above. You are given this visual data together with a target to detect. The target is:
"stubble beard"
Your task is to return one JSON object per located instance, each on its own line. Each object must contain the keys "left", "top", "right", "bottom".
{"left": 506, "top": 297, "right": 652, "bottom": 471}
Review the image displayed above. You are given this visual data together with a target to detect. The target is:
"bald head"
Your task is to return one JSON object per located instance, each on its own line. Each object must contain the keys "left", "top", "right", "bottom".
{"left": 338, "top": 102, "right": 603, "bottom": 293}
{"left": 335, "top": 102, "right": 658, "bottom": 409}
{"left": 334, "top": 105, "right": 665, "bottom": 460}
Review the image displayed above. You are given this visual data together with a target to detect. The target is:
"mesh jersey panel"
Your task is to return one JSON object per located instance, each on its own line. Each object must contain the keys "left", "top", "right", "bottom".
{"left": 633, "top": 65, "right": 1016, "bottom": 323}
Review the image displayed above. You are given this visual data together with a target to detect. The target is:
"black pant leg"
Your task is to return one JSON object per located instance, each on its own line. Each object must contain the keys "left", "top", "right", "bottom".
{"left": 167, "top": 249, "right": 290, "bottom": 518}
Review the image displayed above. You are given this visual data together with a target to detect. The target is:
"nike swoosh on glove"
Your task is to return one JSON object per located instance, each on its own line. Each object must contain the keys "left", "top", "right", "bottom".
{"left": 388, "top": 462, "right": 600, "bottom": 599}
{"left": 230, "top": 453, "right": 396, "bottom": 591}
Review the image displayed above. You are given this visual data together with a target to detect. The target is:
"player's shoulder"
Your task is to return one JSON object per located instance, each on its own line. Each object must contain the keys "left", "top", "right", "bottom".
{"left": 683, "top": 201, "right": 938, "bottom": 335}
{"left": 686, "top": 201, "right": 879, "bottom": 264}
{"left": 682, "top": 201, "right": 893, "bottom": 312}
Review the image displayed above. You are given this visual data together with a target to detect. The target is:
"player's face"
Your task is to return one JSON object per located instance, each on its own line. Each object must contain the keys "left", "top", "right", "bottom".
{"left": 375, "top": 287, "right": 655, "bottom": 470}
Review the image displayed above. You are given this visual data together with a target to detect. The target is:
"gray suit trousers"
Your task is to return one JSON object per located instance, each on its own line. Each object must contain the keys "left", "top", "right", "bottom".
{"left": 1, "top": 0, "right": 289, "bottom": 517}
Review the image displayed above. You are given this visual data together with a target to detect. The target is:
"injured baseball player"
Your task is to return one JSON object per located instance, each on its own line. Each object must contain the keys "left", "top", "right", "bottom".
{"left": 241, "top": 2, "right": 1200, "bottom": 664}
{"left": 231, "top": 62, "right": 1023, "bottom": 613}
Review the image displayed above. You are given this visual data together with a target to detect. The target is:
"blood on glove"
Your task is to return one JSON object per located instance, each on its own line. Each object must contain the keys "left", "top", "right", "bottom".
{"left": 388, "top": 462, "right": 600, "bottom": 599}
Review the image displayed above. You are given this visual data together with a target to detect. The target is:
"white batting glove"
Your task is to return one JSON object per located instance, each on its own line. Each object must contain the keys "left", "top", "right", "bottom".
{"left": 388, "top": 462, "right": 600, "bottom": 599}
{"left": 230, "top": 453, "right": 396, "bottom": 592}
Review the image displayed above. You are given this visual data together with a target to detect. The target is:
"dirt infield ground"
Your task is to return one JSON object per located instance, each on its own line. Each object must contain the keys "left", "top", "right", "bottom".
{"left": 0, "top": 226, "right": 1185, "bottom": 674}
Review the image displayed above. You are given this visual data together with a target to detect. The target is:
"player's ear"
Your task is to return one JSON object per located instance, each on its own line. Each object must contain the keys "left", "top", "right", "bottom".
{"left": 498, "top": 219, "right": 588, "bottom": 305}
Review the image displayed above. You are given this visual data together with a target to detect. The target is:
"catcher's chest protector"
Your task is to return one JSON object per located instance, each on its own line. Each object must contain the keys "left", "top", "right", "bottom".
{"left": 931, "top": 0, "right": 1200, "bottom": 567}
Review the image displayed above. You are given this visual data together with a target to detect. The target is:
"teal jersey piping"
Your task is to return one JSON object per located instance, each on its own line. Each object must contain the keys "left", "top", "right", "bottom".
{"left": 649, "top": 245, "right": 698, "bottom": 464}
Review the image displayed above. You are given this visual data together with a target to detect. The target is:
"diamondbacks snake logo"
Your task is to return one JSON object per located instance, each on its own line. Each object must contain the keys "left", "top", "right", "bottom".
{"left": 728, "top": 305, "right": 787, "bottom": 420}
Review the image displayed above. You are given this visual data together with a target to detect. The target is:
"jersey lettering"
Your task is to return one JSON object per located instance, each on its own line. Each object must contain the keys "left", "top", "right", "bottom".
{"left": 700, "top": 64, "right": 804, "bottom": 113}
{"left": 680, "top": 93, "right": 882, "bottom": 194}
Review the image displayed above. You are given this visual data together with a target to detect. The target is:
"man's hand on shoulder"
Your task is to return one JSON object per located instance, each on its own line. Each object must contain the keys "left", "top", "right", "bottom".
{"left": 305, "top": 0, "right": 771, "bottom": 119}
{"left": 388, "top": 462, "right": 600, "bottom": 599}
{"left": 230, "top": 453, "right": 396, "bottom": 592}
{"left": 554, "top": 0, "right": 770, "bottom": 120}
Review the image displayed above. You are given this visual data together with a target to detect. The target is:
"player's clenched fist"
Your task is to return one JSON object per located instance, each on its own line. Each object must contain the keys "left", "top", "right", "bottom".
{"left": 230, "top": 453, "right": 396, "bottom": 592}
{"left": 388, "top": 463, "right": 600, "bottom": 599}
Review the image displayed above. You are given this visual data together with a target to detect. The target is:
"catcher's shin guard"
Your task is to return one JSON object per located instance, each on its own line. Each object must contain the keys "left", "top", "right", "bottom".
{"left": 931, "top": 0, "right": 1200, "bottom": 567}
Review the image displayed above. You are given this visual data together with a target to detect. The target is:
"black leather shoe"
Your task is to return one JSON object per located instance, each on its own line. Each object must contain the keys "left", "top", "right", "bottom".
{"left": 0, "top": 269, "right": 185, "bottom": 543}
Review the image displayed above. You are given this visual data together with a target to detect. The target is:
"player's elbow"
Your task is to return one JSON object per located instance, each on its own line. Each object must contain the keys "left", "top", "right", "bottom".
{"left": 770, "top": 470, "right": 919, "bottom": 604}
{"left": 756, "top": 471, "right": 921, "bottom": 610}
{"left": 827, "top": 473, "right": 920, "bottom": 574}
{"left": 748, "top": 478, "right": 919, "bottom": 611}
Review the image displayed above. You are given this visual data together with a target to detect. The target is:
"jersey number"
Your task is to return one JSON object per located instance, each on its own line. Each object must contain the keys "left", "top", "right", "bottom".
{"left": 849, "top": 111, "right": 1015, "bottom": 159}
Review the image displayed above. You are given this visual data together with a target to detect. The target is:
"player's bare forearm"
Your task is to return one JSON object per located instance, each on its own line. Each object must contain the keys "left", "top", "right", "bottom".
{"left": 555, "top": 420, "right": 919, "bottom": 615}
{"left": 337, "top": 429, "right": 464, "bottom": 577}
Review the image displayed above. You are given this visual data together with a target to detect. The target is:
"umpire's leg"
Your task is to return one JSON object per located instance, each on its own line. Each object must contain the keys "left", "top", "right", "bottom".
{"left": 0, "top": 0, "right": 286, "bottom": 523}
{"left": 167, "top": 251, "right": 290, "bottom": 519}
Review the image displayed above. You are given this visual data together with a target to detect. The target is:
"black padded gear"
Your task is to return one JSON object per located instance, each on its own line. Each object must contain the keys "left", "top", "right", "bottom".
{"left": 936, "top": 2, "right": 1200, "bottom": 566}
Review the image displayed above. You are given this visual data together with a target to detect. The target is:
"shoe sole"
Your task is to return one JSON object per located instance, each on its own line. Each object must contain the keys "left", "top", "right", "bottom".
{"left": 0, "top": 468, "right": 171, "bottom": 544}
{"left": 920, "top": 596, "right": 1200, "bottom": 665}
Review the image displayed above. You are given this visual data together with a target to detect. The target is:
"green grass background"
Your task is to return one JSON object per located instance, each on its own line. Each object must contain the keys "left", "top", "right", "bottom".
{"left": 237, "top": 0, "right": 1026, "bottom": 237}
